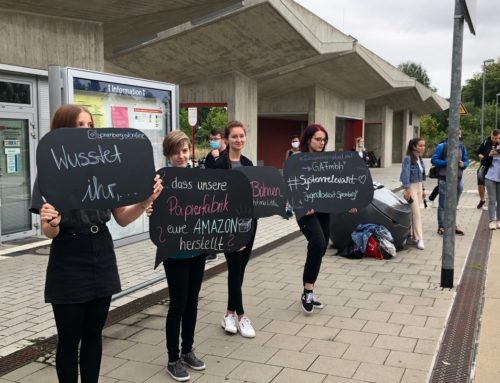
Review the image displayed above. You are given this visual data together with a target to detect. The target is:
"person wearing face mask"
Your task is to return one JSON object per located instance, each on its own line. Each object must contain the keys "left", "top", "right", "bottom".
{"left": 285, "top": 135, "right": 300, "bottom": 217}
{"left": 353, "top": 137, "right": 370, "bottom": 166}
{"left": 204, "top": 127, "right": 226, "bottom": 169}
{"left": 203, "top": 127, "right": 226, "bottom": 262}
{"left": 285, "top": 134, "right": 300, "bottom": 161}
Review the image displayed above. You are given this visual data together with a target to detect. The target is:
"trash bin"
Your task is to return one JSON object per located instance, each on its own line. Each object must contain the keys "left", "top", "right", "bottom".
{"left": 330, "top": 184, "right": 411, "bottom": 250}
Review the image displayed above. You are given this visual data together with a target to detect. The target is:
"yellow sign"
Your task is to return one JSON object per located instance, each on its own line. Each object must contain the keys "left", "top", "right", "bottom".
{"left": 459, "top": 102, "right": 468, "bottom": 115}
{"left": 74, "top": 92, "right": 106, "bottom": 127}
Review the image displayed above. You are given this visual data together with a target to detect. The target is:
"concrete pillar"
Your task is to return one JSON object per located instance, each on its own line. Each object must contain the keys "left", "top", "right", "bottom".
{"left": 308, "top": 86, "right": 336, "bottom": 150}
{"left": 228, "top": 73, "right": 258, "bottom": 162}
{"left": 180, "top": 72, "right": 258, "bottom": 162}
{"left": 380, "top": 105, "right": 394, "bottom": 168}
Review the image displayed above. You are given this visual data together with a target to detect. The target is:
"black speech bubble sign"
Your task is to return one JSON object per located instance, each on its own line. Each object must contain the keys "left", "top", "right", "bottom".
{"left": 36, "top": 128, "right": 155, "bottom": 210}
{"left": 150, "top": 167, "right": 254, "bottom": 267}
{"left": 283, "top": 151, "right": 374, "bottom": 219}
{"left": 234, "top": 166, "right": 288, "bottom": 219}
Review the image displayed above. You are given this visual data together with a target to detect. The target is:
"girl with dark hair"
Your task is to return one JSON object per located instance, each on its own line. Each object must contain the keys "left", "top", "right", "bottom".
{"left": 400, "top": 137, "right": 426, "bottom": 249}
{"left": 297, "top": 124, "right": 329, "bottom": 314}
{"left": 214, "top": 120, "right": 257, "bottom": 338}
{"left": 31, "top": 104, "right": 163, "bottom": 383}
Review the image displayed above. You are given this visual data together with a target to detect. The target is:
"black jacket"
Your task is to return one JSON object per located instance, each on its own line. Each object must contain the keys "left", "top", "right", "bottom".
{"left": 213, "top": 150, "right": 253, "bottom": 169}
{"left": 480, "top": 139, "right": 496, "bottom": 174}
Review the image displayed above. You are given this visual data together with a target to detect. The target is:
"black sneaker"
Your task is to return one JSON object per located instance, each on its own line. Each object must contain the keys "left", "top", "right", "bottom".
{"left": 301, "top": 292, "right": 314, "bottom": 314}
{"left": 181, "top": 351, "right": 206, "bottom": 371}
{"left": 206, "top": 253, "right": 218, "bottom": 263}
{"left": 167, "top": 360, "right": 190, "bottom": 382}
{"left": 311, "top": 294, "right": 324, "bottom": 309}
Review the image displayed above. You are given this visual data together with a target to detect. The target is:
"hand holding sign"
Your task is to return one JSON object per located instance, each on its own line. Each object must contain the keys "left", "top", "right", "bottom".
{"left": 150, "top": 167, "right": 254, "bottom": 267}
{"left": 36, "top": 128, "right": 156, "bottom": 210}
{"left": 283, "top": 151, "right": 373, "bottom": 219}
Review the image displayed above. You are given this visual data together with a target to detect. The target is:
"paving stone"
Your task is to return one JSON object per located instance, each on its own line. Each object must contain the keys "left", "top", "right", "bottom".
{"left": 13, "top": 365, "right": 57, "bottom": 383}
{"left": 115, "top": 343, "right": 165, "bottom": 363}
{"left": 264, "top": 333, "right": 310, "bottom": 351}
{"left": 334, "top": 330, "right": 377, "bottom": 347}
{"left": 308, "top": 355, "right": 359, "bottom": 378}
{"left": 400, "top": 325, "right": 442, "bottom": 341}
{"left": 102, "top": 324, "right": 143, "bottom": 340}
{"left": 105, "top": 360, "right": 163, "bottom": 382}
{"left": 99, "top": 355, "right": 129, "bottom": 375}
{"left": 385, "top": 350, "right": 434, "bottom": 371}
{"left": 230, "top": 343, "right": 279, "bottom": 363}
{"left": 1, "top": 362, "right": 45, "bottom": 381}
{"left": 195, "top": 337, "right": 242, "bottom": 357}
{"left": 373, "top": 334, "right": 417, "bottom": 352}
{"left": 127, "top": 328, "right": 164, "bottom": 346}
{"left": 326, "top": 316, "right": 366, "bottom": 331}
{"left": 353, "top": 308, "right": 391, "bottom": 322}
{"left": 296, "top": 324, "right": 340, "bottom": 340}
{"left": 352, "top": 362, "right": 405, "bottom": 383}
{"left": 271, "top": 367, "right": 326, "bottom": 383}
{"left": 400, "top": 368, "right": 429, "bottom": 383}
{"left": 102, "top": 338, "right": 136, "bottom": 357}
{"left": 301, "top": 338, "right": 349, "bottom": 358}
{"left": 414, "top": 339, "right": 438, "bottom": 355}
{"left": 267, "top": 349, "right": 317, "bottom": 369}
{"left": 261, "top": 319, "right": 304, "bottom": 335}
{"left": 362, "top": 320, "right": 403, "bottom": 336}
{"left": 228, "top": 361, "right": 282, "bottom": 383}
{"left": 388, "top": 312, "right": 427, "bottom": 327}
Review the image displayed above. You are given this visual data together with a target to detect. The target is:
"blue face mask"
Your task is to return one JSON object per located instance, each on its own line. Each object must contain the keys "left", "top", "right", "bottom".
{"left": 210, "top": 140, "right": 220, "bottom": 150}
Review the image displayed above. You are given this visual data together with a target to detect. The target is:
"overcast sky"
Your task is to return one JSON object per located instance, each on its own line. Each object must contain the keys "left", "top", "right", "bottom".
{"left": 295, "top": 0, "right": 500, "bottom": 98}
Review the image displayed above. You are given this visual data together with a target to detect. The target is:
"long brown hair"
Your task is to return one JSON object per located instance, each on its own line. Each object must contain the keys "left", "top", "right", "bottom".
{"left": 299, "top": 123, "right": 328, "bottom": 152}
{"left": 406, "top": 137, "right": 424, "bottom": 164}
{"left": 224, "top": 120, "right": 246, "bottom": 167}
{"left": 50, "top": 104, "right": 94, "bottom": 130}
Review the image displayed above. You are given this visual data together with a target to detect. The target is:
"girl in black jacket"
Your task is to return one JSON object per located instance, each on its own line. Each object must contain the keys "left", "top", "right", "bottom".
{"left": 214, "top": 121, "right": 257, "bottom": 338}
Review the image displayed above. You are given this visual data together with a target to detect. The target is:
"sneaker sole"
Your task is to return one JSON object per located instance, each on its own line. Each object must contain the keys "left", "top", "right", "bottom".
{"left": 301, "top": 304, "right": 314, "bottom": 315}
{"left": 238, "top": 330, "right": 256, "bottom": 338}
{"left": 313, "top": 304, "right": 324, "bottom": 309}
{"left": 167, "top": 369, "right": 190, "bottom": 382}
{"left": 221, "top": 321, "right": 237, "bottom": 334}
{"left": 182, "top": 361, "right": 206, "bottom": 371}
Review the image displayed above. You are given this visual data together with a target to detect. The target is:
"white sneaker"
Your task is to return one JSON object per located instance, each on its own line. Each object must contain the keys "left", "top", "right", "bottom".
{"left": 237, "top": 316, "right": 256, "bottom": 338}
{"left": 489, "top": 221, "right": 497, "bottom": 230}
{"left": 497, "top": 221, "right": 500, "bottom": 229}
{"left": 221, "top": 314, "right": 237, "bottom": 334}
{"left": 417, "top": 240, "right": 425, "bottom": 250}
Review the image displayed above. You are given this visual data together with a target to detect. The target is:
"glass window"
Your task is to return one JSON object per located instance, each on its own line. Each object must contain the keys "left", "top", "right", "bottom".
{"left": 0, "top": 81, "right": 31, "bottom": 105}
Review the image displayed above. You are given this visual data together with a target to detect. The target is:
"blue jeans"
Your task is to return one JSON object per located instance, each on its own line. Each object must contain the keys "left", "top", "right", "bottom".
{"left": 485, "top": 179, "right": 500, "bottom": 222}
{"left": 437, "top": 178, "right": 463, "bottom": 228}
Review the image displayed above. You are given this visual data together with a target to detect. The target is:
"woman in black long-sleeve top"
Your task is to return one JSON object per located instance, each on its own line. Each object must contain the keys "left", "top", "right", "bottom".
{"left": 31, "top": 104, "right": 162, "bottom": 383}
{"left": 296, "top": 124, "right": 330, "bottom": 315}
{"left": 213, "top": 120, "right": 257, "bottom": 338}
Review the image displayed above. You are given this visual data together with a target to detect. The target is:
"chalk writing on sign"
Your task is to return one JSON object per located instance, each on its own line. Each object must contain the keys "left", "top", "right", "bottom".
{"left": 283, "top": 151, "right": 373, "bottom": 219}
{"left": 234, "top": 166, "right": 288, "bottom": 219}
{"left": 150, "top": 167, "right": 254, "bottom": 267}
{"left": 36, "top": 128, "right": 155, "bottom": 210}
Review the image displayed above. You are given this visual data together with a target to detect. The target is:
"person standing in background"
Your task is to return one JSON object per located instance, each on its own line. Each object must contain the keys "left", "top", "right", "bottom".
{"left": 353, "top": 137, "right": 370, "bottom": 166}
{"left": 400, "top": 138, "right": 427, "bottom": 250}
{"left": 204, "top": 127, "right": 226, "bottom": 169}
{"left": 476, "top": 130, "right": 500, "bottom": 209}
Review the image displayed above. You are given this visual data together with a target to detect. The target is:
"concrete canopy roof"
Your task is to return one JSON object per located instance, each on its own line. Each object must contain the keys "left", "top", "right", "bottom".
{"left": 1, "top": 0, "right": 448, "bottom": 114}
{"left": 105, "top": 0, "right": 447, "bottom": 114}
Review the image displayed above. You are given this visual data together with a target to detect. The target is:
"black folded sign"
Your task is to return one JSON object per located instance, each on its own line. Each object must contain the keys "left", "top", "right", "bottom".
{"left": 150, "top": 167, "right": 254, "bottom": 267}
{"left": 235, "top": 166, "right": 288, "bottom": 219}
{"left": 283, "top": 151, "right": 374, "bottom": 219}
{"left": 36, "top": 128, "right": 156, "bottom": 210}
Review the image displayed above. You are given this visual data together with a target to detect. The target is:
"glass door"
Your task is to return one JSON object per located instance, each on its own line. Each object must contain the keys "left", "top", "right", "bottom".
{"left": 0, "top": 113, "right": 37, "bottom": 240}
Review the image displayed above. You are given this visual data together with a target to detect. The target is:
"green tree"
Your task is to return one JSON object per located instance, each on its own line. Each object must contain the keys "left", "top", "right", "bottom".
{"left": 461, "top": 61, "right": 500, "bottom": 107}
{"left": 398, "top": 61, "right": 437, "bottom": 91}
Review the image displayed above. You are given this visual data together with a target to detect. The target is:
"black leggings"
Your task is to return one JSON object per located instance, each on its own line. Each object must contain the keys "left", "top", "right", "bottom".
{"left": 224, "top": 220, "right": 257, "bottom": 315}
{"left": 52, "top": 296, "right": 111, "bottom": 383}
{"left": 298, "top": 212, "right": 330, "bottom": 286}
{"left": 164, "top": 255, "right": 206, "bottom": 362}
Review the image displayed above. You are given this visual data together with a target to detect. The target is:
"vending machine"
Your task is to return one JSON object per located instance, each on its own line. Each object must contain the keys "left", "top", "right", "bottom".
{"left": 48, "top": 66, "right": 179, "bottom": 243}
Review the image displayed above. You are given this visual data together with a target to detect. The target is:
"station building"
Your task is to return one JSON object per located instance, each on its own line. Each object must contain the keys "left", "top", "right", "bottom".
{"left": 0, "top": 0, "right": 448, "bottom": 241}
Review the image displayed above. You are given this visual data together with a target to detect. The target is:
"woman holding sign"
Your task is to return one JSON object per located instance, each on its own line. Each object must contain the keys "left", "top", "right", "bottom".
{"left": 157, "top": 130, "right": 207, "bottom": 382}
{"left": 31, "top": 104, "right": 163, "bottom": 383}
{"left": 214, "top": 120, "right": 257, "bottom": 338}
{"left": 297, "top": 123, "right": 354, "bottom": 315}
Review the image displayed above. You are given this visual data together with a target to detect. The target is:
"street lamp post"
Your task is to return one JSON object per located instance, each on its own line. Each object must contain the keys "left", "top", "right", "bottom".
{"left": 481, "top": 59, "right": 494, "bottom": 141}
{"left": 496, "top": 93, "right": 500, "bottom": 130}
